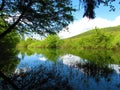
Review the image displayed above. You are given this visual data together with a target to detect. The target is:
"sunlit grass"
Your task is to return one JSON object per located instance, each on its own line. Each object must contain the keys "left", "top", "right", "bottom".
{"left": 17, "top": 25, "right": 120, "bottom": 49}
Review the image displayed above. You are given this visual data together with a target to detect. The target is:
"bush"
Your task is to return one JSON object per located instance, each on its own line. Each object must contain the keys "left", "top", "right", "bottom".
{"left": 44, "top": 35, "right": 61, "bottom": 48}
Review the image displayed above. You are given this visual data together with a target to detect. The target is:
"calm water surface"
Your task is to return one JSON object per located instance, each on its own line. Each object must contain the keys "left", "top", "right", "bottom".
{"left": 15, "top": 49, "right": 120, "bottom": 90}
{"left": 1, "top": 49, "right": 120, "bottom": 90}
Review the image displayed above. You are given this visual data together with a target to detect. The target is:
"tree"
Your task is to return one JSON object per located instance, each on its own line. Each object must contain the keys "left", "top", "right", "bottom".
{"left": 79, "top": 0, "right": 117, "bottom": 18}
{"left": 0, "top": 0, "right": 118, "bottom": 38}
{"left": 0, "top": 17, "right": 20, "bottom": 74}
{"left": 0, "top": 0, "right": 75, "bottom": 39}
{"left": 0, "top": 17, "right": 20, "bottom": 89}
{"left": 44, "top": 35, "right": 60, "bottom": 48}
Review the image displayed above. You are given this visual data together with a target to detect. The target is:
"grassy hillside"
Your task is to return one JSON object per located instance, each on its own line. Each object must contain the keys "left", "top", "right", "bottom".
{"left": 62, "top": 25, "right": 120, "bottom": 49}
{"left": 17, "top": 25, "right": 120, "bottom": 49}
{"left": 69, "top": 26, "right": 120, "bottom": 39}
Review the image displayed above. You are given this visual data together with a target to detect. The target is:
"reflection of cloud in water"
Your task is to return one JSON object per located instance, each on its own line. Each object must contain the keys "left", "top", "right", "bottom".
{"left": 16, "top": 53, "right": 53, "bottom": 72}
{"left": 15, "top": 67, "right": 30, "bottom": 74}
{"left": 110, "top": 64, "right": 120, "bottom": 74}
{"left": 61, "top": 54, "right": 87, "bottom": 66}
{"left": 38, "top": 56, "right": 47, "bottom": 61}
{"left": 14, "top": 53, "right": 120, "bottom": 90}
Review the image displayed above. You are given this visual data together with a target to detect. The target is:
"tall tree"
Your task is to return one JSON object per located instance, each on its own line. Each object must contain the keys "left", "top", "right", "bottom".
{"left": 0, "top": 0, "right": 75, "bottom": 38}
{"left": 0, "top": 0, "right": 118, "bottom": 38}
{"left": 0, "top": 17, "right": 20, "bottom": 89}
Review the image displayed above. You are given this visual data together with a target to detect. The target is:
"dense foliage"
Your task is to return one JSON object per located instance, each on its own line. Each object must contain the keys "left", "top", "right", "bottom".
{"left": 17, "top": 25, "right": 120, "bottom": 50}
{"left": 0, "top": 0, "right": 75, "bottom": 38}
{"left": 0, "top": 0, "right": 119, "bottom": 38}
{"left": 17, "top": 46, "right": 120, "bottom": 65}
{"left": 62, "top": 26, "right": 120, "bottom": 49}
{"left": 0, "top": 32, "right": 19, "bottom": 74}
{"left": 0, "top": 18, "right": 20, "bottom": 75}
{"left": 17, "top": 35, "right": 61, "bottom": 48}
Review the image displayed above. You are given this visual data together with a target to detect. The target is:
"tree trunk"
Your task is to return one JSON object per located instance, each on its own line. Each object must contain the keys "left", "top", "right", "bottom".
{"left": 0, "top": 0, "right": 5, "bottom": 11}
{"left": 0, "top": 1, "right": 32, "bottom": 39}
{"left": 0, "top": 12, "right": 24, "bottom": 39}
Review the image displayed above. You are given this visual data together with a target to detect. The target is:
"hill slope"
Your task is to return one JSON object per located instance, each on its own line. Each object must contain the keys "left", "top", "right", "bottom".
{"left": 62, "top": 25, "right": 120, "bottom": 49}
{"left": 17, "top": 25, "right": 120, "bottom": 49}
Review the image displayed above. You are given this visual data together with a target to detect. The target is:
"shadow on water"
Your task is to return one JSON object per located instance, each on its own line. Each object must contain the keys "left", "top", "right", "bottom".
{"left": 1, "top": 48, "right": 120, "bottom": 90}
{"left": 0, "top": 30, "right": 20, "bottom": 75}
{"left": 0, "top": 32, "right": 20, "bottom": 89}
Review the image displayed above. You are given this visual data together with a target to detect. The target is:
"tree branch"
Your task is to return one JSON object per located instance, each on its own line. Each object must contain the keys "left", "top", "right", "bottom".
{"left": 0, "top": 12, "right": 24, "bottom": 39}
{"left": 0, "top": 1, "right": 33, "bottom": 39}
{"left": 0, "top": 0, "right": 5, "bottom": 11}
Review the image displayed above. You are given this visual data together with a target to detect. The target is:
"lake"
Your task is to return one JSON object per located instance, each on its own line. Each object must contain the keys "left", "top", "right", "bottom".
{"left": 0, "top": 48, "right": 120, "bottom": 90}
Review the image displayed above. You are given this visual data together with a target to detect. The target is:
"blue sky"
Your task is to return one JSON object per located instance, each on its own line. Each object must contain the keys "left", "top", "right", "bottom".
{"left": 72, "top": 0, "right": 120, "bottom": 20}
{"left": 95, "top": 1, "right": 120, "bottom": 20}
{"left": 58, "top": 0, "right": 120, "bottom": 38}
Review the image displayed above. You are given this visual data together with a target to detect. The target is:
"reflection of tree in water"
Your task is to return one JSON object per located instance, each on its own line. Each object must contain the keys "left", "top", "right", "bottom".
{"left": 0, "top": 31, "right": 20, "bottom": 75}
{"left": 65, "top": 49, "right": 119, "bottom": 81}
{"left": 41, "top": 49, "right": 60, "bottom": 62}
{"left": 61, "top": 53, "right": 114, "bottom": 82}
{"left": 63, "top": 49, "right": 120, "bottom": 65}
{"left": 11, "top": 48, "right": 120, "bottom": 89}
{"left": 0, "top": 59, "right": 19, "bottom": 75}
{"left": 77, "top": 62, "right": 113, "bottom": 79}
{"left": 18, "top": 47, "right": 35, "bottom": 56}
{"left": 0, "top": 31, "right": 20, "bottom": 89}
{"left": 18, "top": 48, "right": 60, "bottom": 62}
{"left": 1, "top": 53, "right": 120, "bottom": 89}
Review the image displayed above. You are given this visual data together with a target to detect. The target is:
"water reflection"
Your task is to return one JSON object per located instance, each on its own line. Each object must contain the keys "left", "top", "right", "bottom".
{"left": 61, "top": 54, "right": 87, "bottom": 66}
{"left": 2, "top": 52, "right": 120, "bottom": 90}
{"left": 1, "top": 48, "right": 120, "bottom": 90}
{"left": 0, "top": 49, "right": 19, "bottom": 77}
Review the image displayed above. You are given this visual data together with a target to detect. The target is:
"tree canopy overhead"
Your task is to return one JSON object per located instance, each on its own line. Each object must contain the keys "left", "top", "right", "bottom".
{"left": 0, "top": 0, "right": 118, "bottom": 38}
{"left": 0, "top": 0, "right": 75, "bottom": 38}
{"left": 80, "top": 0, "right": 117, "bottom": 19}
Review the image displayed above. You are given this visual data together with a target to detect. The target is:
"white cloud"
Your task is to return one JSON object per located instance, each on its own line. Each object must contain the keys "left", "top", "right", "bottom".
{"left": 58, "top": 16, "right": 120, "bottom": 39}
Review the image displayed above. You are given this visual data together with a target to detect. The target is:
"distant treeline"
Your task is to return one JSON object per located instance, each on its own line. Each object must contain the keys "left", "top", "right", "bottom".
{"left": 17, "top": 35, "right": 61, "bottom": 48}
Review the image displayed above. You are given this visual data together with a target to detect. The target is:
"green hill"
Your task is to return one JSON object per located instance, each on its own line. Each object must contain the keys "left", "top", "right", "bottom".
{"left": 62, "top": 25, "right": 120, "bottom": 49}
{"left": 68, "top": 25, "right": 120, "bottom": 39}
{"left": 17, "top": 25, "right": 120, "bottom": 50}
